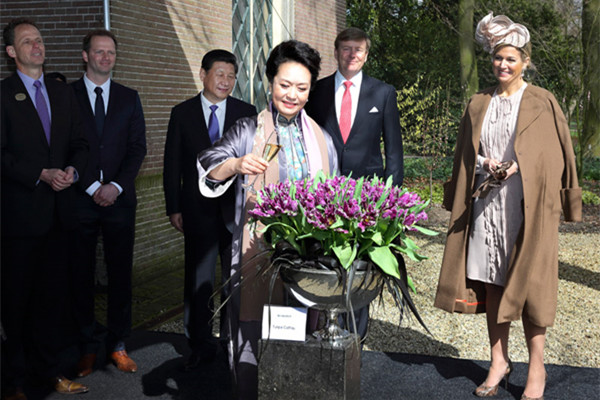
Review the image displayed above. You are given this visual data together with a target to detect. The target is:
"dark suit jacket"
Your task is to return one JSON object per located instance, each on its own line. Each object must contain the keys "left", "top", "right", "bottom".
{"left": 305, "top": 72, "right": 404, "bottom": 186}
{"left": 71, "top": 78, "right": 147, "bottom": 207}
{"left": 163, "top": 95, "right": 257, "bottom": 235}
{"left": 1, "top": 73, "right": 89, "bottom": 237}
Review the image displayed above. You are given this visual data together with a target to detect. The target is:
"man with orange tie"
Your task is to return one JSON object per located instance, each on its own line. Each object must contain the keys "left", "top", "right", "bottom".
{"left": 305, "top": 27, "right": 404, "bottom": 339}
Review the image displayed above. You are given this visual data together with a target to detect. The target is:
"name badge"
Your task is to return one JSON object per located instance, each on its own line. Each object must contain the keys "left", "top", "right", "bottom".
{"left": 261, "top": 305, "right": 307, "bottom": 342}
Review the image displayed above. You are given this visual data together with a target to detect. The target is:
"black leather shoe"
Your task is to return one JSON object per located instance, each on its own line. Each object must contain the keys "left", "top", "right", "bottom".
{"left": 182, "top": 348, "right": 217, "bottom": 371}
{"left": 1, "top": 386, "right": 27, "bottom": 400}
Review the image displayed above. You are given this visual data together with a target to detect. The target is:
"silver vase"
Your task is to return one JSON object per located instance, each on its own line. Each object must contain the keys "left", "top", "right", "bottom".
{"left": 278, "top": 263, "right": 383, "bottom": 345}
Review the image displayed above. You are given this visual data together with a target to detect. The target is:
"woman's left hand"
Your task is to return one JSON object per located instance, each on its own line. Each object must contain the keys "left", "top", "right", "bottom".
{"left": 494, "top": 162, "right": 519, "bottom": 181}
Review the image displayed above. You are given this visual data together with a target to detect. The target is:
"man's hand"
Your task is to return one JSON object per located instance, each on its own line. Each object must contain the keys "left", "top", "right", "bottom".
{"left": 93, "top": 184, "right": 119, "bottom": 207}
{"left": 169, "top": 213, "right": 184, "bottom": 233}
{"left": 39, "top": 168, "right": 73, "bottom": 191}
{"left": 64, "top": 166, "right": 76, "bottom": 183}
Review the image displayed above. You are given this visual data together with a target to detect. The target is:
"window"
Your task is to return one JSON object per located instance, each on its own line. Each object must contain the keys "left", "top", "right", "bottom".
{"left": 232, "top": 0, "right": 292, "bottom": 110}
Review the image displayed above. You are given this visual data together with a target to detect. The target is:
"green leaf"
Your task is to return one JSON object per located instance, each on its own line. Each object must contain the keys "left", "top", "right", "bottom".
{"left": 370, "top": 231, "right": 384, "bottom": 246}
{"left": 330, "top": 218, "right": 344, "bottom": 230}
{"left": 413, "top": 225, "right": 438, "bottom": 236}
{"left": 385, "top": 175, "right": 394, "bottom": 189}
{"left": 332, "top": 242, "right": 356, "bottom": 270}
{"left": 390, "top": 240, "right": 428, "bottom": 262}
{"left": 353, "top": 177, "right": 365, "bottom": 201}
{"left": 367, "top": 246, "right": 400, "bottom": 279}
{"left": 407, "top": 275, "right": 416, "bottom": 293}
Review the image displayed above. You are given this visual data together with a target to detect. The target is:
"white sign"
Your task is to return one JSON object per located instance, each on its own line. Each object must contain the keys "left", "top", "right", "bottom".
{"left": 261, "top": 305, "right": 307, "bottom": 342}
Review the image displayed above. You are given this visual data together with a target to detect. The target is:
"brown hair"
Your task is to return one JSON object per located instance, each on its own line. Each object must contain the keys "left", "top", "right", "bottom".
{"left": 334, "top": 27, "right": 371, "bottom": 51}
{"left": 3, "top": 18, "right": 39, "bottom": 48}
{"left": 83, "top": 29, "right": 117, "bottom": 53}
{"left": 492, "top": 42, "right": 532, "bottom": 61}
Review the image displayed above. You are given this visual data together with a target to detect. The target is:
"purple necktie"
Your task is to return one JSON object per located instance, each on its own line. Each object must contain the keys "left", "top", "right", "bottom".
{"left": 34, "top": 80, "right": 51, "bottom": 144}
{"left": 208, "top": 105, "right": 219, "bottom": 144}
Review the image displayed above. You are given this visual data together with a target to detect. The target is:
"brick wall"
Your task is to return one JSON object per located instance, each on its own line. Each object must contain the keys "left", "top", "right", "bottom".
{"left": 1, "top": 1, "right": 346, "bottom": 286}
{"left": 109, "top": 0, "right": 233, "bottom": 177}
{"left": 295, "top": 0, "right": 346, "bottom": 78}
{"left": 0, "top": 0, "right": 103, "bottom": 81}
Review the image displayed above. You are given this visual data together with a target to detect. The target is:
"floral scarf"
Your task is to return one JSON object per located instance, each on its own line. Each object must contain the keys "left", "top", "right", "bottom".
{"left": 239, "top": 107, "right": 330, "bottom": 320}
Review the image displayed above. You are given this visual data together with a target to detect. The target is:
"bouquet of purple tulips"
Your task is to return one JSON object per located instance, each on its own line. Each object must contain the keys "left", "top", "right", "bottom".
{"left": 248, "top": 171, "right": 436, "bottom": 291}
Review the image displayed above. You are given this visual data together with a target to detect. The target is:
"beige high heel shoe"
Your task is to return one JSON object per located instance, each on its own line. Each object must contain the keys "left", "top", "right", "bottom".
{"left": 475, "top": 359, "right": 513, "bottom": 397}
{"left": 520, "top": 395, "right": 543, "bottom": 400}
{"left": 520, "top": 372, "right": 547, "bottom": 400}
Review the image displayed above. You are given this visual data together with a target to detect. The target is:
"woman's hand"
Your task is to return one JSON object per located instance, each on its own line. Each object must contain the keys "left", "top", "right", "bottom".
{"left": 207, "top": 154, "right": 269, "bottom": 181}
{"left": 501, "top": 162, "right": 519, "bottom": 180}
{"left": 483, "top": 158, "right": 519, "bottom": 180}
{"left": 234, "top": 153, "right": 269, "bottom": 176}
{"left": 483, "top": 158, "right": 501, "bottom": 175}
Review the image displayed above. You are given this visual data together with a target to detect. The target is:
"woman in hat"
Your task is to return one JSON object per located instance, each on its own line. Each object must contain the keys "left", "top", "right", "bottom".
{"left": 434, "top": 13, "right": 581, "bottom": 400}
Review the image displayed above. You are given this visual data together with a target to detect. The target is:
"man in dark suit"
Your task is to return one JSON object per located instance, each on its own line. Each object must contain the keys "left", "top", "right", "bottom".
{"left": 1, "top": 18, "right": 89, "bottom": 398}
{"left": 305, "top": 27, "right": 404, "bottom": 339}
{"left": 305, "top": 27, "right": 403, "bottom": 186}
{"left": 163, "top": 50, "right": 257, "bottom": 370}
{"left": 69, "top": 29, "right": 147, "bottom": 377}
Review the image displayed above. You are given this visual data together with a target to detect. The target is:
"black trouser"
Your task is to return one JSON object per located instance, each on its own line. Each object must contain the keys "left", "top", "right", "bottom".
{"left": 1, "top": 223, "right": 70, "bottom": 387}
{"left": 70, "top": 200, "right": 135, "bottom": 354}
{"left": 183, "top": 220, "right": 232, "bottom": 352}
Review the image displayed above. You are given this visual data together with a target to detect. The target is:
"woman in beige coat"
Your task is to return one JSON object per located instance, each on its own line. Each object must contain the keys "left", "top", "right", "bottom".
{"left": 434, "top": 13, "right": 581, "bottom": 400}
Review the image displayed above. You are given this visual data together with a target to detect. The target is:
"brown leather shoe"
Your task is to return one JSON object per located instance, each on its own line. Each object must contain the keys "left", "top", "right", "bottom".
{"left": 110, "top": 350, "right": 137, "bottom": 373}
{"left": 1, "top": 386, "right": 27, "bottom": 400}
{"left": 52, "top": 376, "right": 89, "bottom": 394}
{"left": 76, "top": 353, "right": 97, "bottom": 377}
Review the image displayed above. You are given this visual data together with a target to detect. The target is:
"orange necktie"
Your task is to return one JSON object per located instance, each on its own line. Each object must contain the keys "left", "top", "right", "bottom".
{"left": 339, "top": 80, "right": 352, "bottom": 143}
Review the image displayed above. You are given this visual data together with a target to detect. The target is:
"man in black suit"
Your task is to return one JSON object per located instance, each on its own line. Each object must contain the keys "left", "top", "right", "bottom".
{"left": 163, "top": 50, "right": 257, "bottom": 370}
{"left": 305, "top": 27, "right": 403, "bottom": 186}
{"left": 70, "top": 29, "right": 147, "bottom": 377}
{"left": 1, "top": 18, "right": 89, "bottom": 398}
{"left": 305, "top": 27, "right": 404, "bottom": 339}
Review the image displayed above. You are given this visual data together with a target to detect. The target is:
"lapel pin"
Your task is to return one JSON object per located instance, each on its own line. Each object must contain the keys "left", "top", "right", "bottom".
{"left": 15, "top": 93, "right": 26, "bottom": 101}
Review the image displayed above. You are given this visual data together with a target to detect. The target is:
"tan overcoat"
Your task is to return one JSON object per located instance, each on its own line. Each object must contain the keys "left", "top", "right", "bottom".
{"left": 434, "top": 84, "right": 582, "bottom": 327}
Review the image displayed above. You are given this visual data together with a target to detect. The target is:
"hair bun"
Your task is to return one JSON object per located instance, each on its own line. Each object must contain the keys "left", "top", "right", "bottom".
{"left": 475, "top": 12, "right": 530, "bottom": 54}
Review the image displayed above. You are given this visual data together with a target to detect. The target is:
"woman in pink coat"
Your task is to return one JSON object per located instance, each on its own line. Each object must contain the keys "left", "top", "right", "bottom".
{"left": 434, "top": 13, "right": 581, "bottom": 400}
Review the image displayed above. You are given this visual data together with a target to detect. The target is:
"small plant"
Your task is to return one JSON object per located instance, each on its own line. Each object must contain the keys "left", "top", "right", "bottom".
{"left": 583, "top": 157, "right": 600, "bottom": 181}
{"left": 397, "top": 78, "right": 456, "bottom": 200}
{"left": 582, "top": 190, "right": 600, "bottom": 205}
{"left": 405, "top": 181, "right": 444, "bottom": 205}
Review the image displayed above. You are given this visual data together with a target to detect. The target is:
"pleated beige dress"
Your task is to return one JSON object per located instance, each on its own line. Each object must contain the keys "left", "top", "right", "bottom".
{"left": 466, "top": 83, "right": 527, "bottom": 287}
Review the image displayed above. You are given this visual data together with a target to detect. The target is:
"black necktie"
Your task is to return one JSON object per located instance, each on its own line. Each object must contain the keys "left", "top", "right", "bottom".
{"left": 94, "top": 86, "right": 105, "bottom": 136}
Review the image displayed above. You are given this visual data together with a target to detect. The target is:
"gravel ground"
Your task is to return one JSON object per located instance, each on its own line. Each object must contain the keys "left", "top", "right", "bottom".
{"left": 155, "top": 205, "right": 600, "bottom": 369}
{"left": 366, "top": 204, "right": 600, "bottom": 368}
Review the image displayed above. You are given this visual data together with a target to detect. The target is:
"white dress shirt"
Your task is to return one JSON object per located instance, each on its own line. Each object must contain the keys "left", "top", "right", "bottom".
{"left": 200, "top": 92, "right": 227, "bottom": 139}
{"left": 83, "top": 74, "right": 110, "bottom": 114}
{"left": 83, "top": 74, "right": 123, "bottom": 196}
